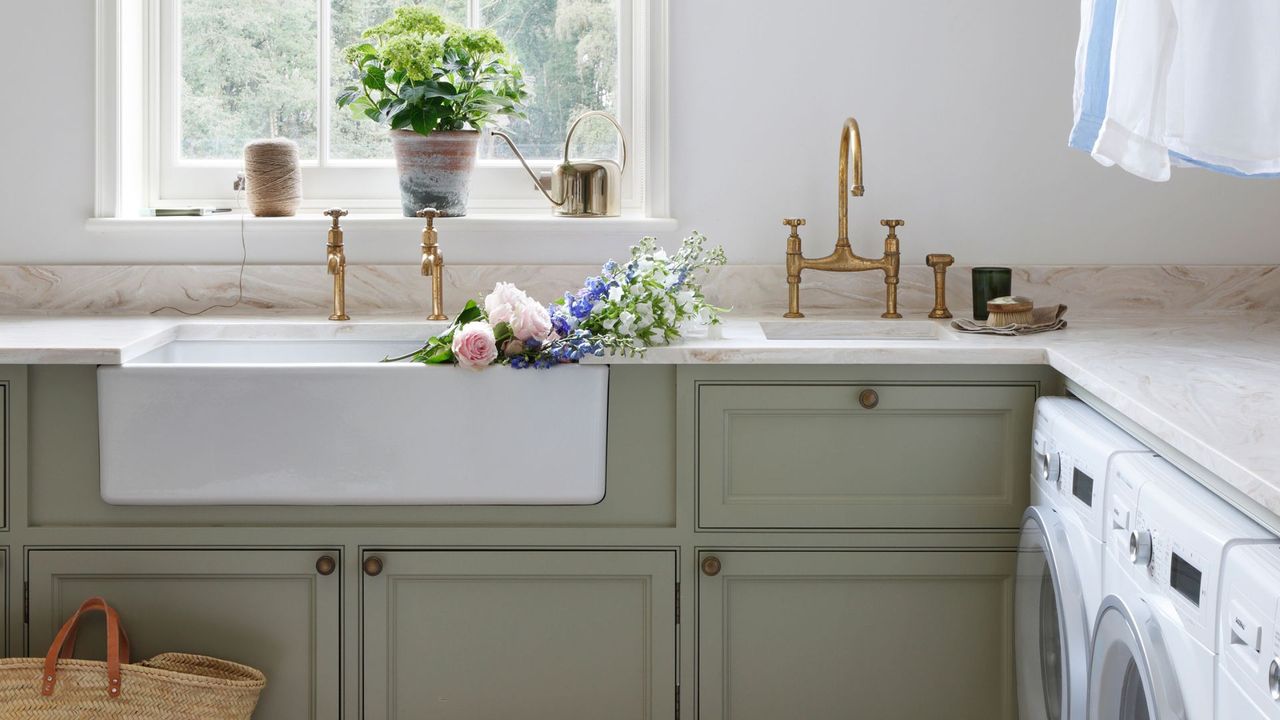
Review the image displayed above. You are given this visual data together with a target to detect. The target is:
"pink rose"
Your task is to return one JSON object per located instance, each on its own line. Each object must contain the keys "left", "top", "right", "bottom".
{"left": 484, "top": 282, "right": 525, "bottom": 327}
{"left": 451, "top": 321, "right": 498, "bottom": 370}
{"left": 510, "top": 301, "right": 552, "bottom": 343}
{"left": 484, "top": 281, "right": 552, "bottom": 343}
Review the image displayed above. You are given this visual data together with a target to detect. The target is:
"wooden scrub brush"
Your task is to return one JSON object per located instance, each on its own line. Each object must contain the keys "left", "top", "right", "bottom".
{"left": 986, "top": 296, "right": 1034, "bottom": 326}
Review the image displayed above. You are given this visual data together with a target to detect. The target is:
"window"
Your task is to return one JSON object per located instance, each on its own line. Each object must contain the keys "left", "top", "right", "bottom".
{"left": 99, "top": 0, "right": 666, "bottom": 217}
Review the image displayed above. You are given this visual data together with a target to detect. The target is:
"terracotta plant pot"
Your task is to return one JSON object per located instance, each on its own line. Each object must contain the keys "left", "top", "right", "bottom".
{"left": 389, "top": 129, "right": 480, "bottom": 217}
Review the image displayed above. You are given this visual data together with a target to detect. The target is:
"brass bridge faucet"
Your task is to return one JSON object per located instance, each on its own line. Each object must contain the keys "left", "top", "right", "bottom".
{"left": 417, "top": 207, "right": 448, "bottom": 321}
{"left": 324, "top": 208, "right": 349, "bottom": 321}
{"left": 784, "top": 116, "right": 903, "bottom": 319}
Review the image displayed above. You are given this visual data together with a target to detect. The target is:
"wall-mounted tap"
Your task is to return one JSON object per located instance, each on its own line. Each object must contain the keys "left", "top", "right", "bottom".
{"left": 783, "top": 116, "right": 903, "bottom": 319}
{"left": 324, "top": 208, "right": 349, "bottom": 321}
{"left": 417, "top": 207, "right": 448, "bottom": 321}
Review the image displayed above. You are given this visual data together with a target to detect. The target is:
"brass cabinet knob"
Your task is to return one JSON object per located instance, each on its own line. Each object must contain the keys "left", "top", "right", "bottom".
{"left": 315, "top": 555, "right": 337, "bottom": 576}
{"left": 362, "top": 556, "right": 384, "bottom": 577}
{"left": 701, "top": 555, "right": 722, "bottom": 577}
{"left": 858, "top": 388, "right": 880, "bottom": 409}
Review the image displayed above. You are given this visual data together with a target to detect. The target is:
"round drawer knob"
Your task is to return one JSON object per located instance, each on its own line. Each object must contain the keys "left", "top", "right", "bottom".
{"left": 363, "top": 556, "right": 384, "bottom": 577}
{"left": 315, "top": 555, "right": 337, "bottom": 576}
{"left": 858, "top": 388, "right": 879, "bottom": 409}
{"left": 701, "top": 556, "right": 722, "bottom": 577}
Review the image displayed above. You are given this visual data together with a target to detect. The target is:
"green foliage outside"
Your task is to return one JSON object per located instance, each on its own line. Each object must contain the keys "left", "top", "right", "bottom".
{"left": 181, "top": 0, "right": 618, "bottom": 163}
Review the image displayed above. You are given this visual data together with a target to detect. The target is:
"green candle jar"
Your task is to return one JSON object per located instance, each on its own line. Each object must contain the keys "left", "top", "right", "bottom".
{"left": 971, "top": 267, "right": 1012, "bottom": 321}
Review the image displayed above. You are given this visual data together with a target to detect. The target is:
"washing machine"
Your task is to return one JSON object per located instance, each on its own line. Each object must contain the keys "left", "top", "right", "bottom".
{"left": 1017, "top": 398, "right": 1147, "bottom": 720}
{"left": 1090, "top": 453, "right": 1278, "bottom": 719}
{"left": 1219, "top": 543, "right": 1280, "bottom": 718}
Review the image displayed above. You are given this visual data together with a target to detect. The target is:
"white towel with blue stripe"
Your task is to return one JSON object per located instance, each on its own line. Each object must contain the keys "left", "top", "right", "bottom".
{"left": 1071, "top": 0, "right": 1280, "bottom": 180}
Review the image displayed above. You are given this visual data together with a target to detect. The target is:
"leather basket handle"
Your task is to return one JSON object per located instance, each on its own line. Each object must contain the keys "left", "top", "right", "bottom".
{"left": 41, "top": 597, "right": 130, "bottom": 699}
{"left": 58, "top": 597, "right": 131, "bottom": 662}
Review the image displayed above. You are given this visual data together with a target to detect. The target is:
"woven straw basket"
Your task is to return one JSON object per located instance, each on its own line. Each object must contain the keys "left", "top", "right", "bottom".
{"left": 0, "top": 597, "right": 266, "bottom": 718}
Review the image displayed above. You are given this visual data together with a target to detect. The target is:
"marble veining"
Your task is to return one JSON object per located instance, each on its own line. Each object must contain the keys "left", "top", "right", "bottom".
{"left": 4, "top": 263, "right": 1280, "bottom": 315}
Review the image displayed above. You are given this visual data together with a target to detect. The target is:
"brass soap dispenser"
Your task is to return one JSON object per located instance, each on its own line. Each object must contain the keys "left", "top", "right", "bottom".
{"left": 493, "top": 111, "right": 628, "bottom": 217}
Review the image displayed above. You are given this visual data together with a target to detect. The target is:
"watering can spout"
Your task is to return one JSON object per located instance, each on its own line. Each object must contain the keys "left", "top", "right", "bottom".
{"left": 491, "top": 111, "right": 628, "bottom": 217}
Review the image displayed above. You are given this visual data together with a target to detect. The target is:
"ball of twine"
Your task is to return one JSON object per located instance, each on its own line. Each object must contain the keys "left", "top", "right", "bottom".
{"left": 244, "top": 138, "right": 302, "bottom": 217}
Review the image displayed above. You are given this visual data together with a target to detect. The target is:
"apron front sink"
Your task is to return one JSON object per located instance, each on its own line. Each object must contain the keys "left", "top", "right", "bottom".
{"left": 98, "top": 337, "right": 608, "bottom": 505}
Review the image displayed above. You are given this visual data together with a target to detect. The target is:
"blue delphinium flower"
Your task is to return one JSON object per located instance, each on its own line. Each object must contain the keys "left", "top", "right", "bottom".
{"left": 602, "top": 259, "right": 619, "bottom": 275}
{"left": 570, "top": 292, "right": 594, "bottom": 320}
{"left": 550, "top": 311, "right": 572, "bottom": 338}
{"left": 509, "top": 355, "right": 529, "bottom": 369}
{"left": 585, "top": 276, "right": 608, "bottom": 300}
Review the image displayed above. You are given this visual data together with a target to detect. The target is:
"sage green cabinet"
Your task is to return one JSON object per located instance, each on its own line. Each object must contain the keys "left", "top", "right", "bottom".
{"left": 697, "top": 550, "right": 1016, "bottom": 720}
{"left": 361, "top": 549, "right": 677, "bottom": 720}
{"left": 1, "top": 381, "right": 7, "bottom": 528}
{"left": 697, "top": 383, "right": 1035, "bottom": 529}
{"left": 27, "top": 549, "right": 341, "bottom": 720}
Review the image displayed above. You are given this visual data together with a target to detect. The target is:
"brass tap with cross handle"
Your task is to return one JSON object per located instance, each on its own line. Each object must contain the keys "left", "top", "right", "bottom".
{"left": 783, "top": 116, "right": 904, "bottom": 319}
{"left": 324, "top": 208, "right": 349, "bottom": 321}
{"left": 417, "top": 208, "right": 448, "bottom": 321}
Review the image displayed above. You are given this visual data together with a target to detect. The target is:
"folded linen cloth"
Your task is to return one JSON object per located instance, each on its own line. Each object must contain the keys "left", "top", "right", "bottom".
{"left": 952, "top": 305, "right": 1068, "bottom": 336}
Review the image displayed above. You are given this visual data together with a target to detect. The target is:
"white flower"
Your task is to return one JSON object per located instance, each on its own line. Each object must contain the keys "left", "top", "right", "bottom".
{"left": 653, "top": 248, "right": 668, "bottom": 262}
{"left": 696, "top": 306, "right": 713, "bottom": 324}
{"left": 607, "top": 285, "right": 623, "bottom": 303}
{"left": 676, "top": 290, "right": 695, "bottom": 312}
{"left": 617, "top": 310, "right": 636, "bottom": 335}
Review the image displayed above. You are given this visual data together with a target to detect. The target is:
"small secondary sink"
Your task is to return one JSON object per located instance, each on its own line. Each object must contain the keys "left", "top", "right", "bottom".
{"left": 98, "top": 333, "right": 608, "bottom": 506}
{"left": 759, "top": 320, "right": 946, "bottom": 341}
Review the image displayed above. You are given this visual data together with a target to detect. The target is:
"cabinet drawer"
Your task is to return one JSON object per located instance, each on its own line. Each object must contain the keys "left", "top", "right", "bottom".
{"left": 697, "top": 550, "right": 1015, "bottom": 720}
{"left": 697, "top": 383, "right": 1034, "bottom": 529}
{"left": 28, "top": 548, "right": 341, "bottom": 720}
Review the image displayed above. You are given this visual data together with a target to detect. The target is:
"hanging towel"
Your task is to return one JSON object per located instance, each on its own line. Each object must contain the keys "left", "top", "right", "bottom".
{"left": 1091, "top": 0, "right": 1179, "bottom": 181}
{"left": 1069, "top": 0, "right": 1280, "bottom": 180}
{"left": 1163, "top": 0, "right": 1280, "bottom": 175}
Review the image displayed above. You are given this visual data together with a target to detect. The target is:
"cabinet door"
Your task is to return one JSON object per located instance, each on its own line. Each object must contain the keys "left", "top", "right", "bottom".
{"left": 362, "top": 550, "right": 676, "bottom": 720}
{"left": 698, "top": 550, "right": 1015, "bottom": 720}
{"left": 698, "top": 383, "right": 1034, "bottom": 529}
{"left": 28, "top": 549, "right": 340, "bottom": 720}
{"left": 1, "top": 382, "right": 7, "bottom": 528}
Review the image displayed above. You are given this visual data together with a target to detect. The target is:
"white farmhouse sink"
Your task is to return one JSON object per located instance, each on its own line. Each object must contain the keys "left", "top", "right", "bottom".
{"left": 759, "top": 320, "right": 948, "bottom": 341}
{"left": 98, "top": 336, "right": 608, "bottom": 506}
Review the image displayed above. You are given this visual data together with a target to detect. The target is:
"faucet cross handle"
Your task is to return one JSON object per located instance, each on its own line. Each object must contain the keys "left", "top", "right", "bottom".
{"left": 416, "top": 207, "right": 440, "bottom": 229}
{"left": 324, "top": 207, "right": 348, "bottom": 229}
{"left": 880, "top": 219, "right": 905, "bottom": 236}
{"left": 783, "top": 218, "right": 807, "bottom": 232}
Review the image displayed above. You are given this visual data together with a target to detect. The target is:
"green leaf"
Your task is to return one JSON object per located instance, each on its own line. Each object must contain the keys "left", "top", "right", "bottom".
{"left": 409, "top": 107, "right": 433, "bottom": 136}
{"left": 454, "top": 299, "right": 483, "bottom": 326}
{"left": 492, "top": 321, "right": 512, "bottom": 344}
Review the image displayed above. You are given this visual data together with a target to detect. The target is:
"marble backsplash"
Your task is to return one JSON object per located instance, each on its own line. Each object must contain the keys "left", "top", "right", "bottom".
{"left": 1, "top": 263, "right": 1278, "bottom": 316}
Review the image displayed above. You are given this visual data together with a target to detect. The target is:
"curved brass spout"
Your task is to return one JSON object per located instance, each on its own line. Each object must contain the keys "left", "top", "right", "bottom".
{"left": 782, "top": 116, "right": 904, "bottom": 319}
{"left": 837, "top": 117, "right": 864, "bottom": 244}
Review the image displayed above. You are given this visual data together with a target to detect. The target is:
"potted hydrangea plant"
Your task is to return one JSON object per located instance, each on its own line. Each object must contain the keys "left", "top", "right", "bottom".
{"left": 337, "top": 7, "right": 529, "bottom": 216}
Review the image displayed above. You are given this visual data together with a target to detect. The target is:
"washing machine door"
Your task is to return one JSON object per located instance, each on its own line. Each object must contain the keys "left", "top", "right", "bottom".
{"left": 1017, "top": 507, "right": 1091, "bottom": 720}
{"left": 1087, "top": 595, "right": 1185, "bottom": 720}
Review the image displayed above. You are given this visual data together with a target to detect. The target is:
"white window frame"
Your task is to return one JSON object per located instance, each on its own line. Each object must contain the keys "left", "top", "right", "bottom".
{"left": 95, "top": 0, "right": 669, "bottom": 219}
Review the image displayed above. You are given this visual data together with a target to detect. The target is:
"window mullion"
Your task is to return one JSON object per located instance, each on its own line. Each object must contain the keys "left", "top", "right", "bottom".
{"left": 317, "top": 0, "right": 332, "bottom": 167}
{"left": 469, "top": 0, "right": 483, "bottom": 27}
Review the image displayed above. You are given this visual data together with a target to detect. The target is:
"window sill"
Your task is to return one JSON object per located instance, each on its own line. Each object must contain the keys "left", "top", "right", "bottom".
{"left": 83, "top": 213, "right": 681, "bottom": 265}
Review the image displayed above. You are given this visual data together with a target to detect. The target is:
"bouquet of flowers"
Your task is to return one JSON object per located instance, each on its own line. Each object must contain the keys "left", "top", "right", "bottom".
{"left": 392, "top": 233, "right": 726, "bottom": 369}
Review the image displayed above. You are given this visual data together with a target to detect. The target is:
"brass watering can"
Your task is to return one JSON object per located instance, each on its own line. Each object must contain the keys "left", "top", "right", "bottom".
{"left": 492, "top": 111, "right": 628, "bottom": 217}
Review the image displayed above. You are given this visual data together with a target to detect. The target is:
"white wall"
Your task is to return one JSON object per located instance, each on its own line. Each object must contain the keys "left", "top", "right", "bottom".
{"left": 1, "top": 1, "right": 1278, "bottom": 266}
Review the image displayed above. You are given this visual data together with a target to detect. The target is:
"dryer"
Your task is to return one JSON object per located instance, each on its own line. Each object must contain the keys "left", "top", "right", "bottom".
{"left": 1090, "top": 454, "right": 1278, "bottom": 719}
{"left": 1219, "top": 543, "right": 1280, "bottom": 719}
{"left": 1017, "top": 398, "right": 1147, "bottom": 720}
